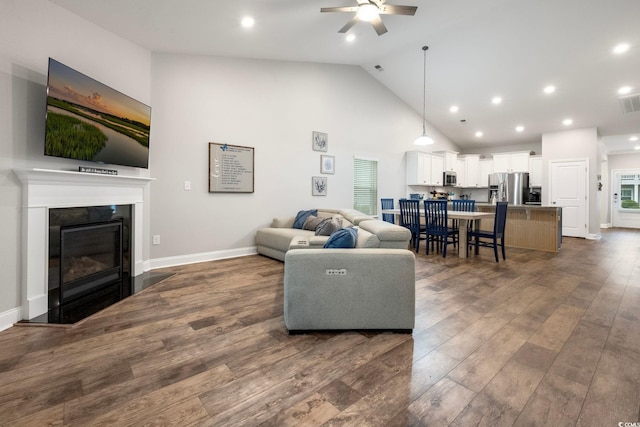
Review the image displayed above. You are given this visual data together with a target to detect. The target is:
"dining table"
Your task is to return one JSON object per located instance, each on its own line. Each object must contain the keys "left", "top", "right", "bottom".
{"left": 381, "top": 208, "right": 495, "bottom": 259}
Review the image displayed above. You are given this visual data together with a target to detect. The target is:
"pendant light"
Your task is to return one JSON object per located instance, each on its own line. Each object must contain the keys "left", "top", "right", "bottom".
{"left": 414, "top": 45, "right": 434, "bottom": 145}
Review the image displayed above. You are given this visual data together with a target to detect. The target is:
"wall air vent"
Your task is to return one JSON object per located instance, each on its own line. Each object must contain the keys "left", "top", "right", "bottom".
{"left": 619, "top": 93, "right": 640, "bottom": 114}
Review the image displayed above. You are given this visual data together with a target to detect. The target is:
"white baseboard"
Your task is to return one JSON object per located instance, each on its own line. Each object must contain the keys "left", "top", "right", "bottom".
{"left": 0, "top": 307, "right": 22, "bottom": 332}
{"left": 149, "top": 246, "right": 258, "bottom": 270}
{"left": 586, "top": 233, "right": 601, "bottom": 240}
{"left": 600, "top": 223, "right": 611, "bottom": 229}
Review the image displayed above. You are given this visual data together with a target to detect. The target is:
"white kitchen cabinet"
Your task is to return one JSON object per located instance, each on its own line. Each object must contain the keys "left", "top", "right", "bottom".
{"left": 406, "top": 151, "right": 428, "bottom": 185}
{"left": 492, "top": 154, "right": 510, "bottom": 173}
{"left": 406, "top": 151, "right": 444, "bottom": 186}
{"left": 461, "top": 155, "right": 481, "bottom": 187}
{"left": 529, "top": 156, "right": 542, "bottom": 186}
{"left": 431, "top": 154, "right": 444, "bottom": 186}
{"left": 510, "top": 152, "right": 530, "bottom": 172}
{"left": 435, "top": 150, "right": 458, "bottom": 172}
{"left": 456, "top": 159, "right": 466, "bottom": 187}
{"left": 479, "top": 159, "right": 493, "bottom": 187}
{"left": 491, "top": 151, "right": 531, "bottom": 173}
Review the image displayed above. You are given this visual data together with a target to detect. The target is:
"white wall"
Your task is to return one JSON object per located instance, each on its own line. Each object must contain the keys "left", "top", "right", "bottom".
{"left": 0, "top": 0, "right": 151, "bottom": 328}
{"left": 149, "top": 53, "right": 459, "bottom": 265}
{"left": 460, "top": 141, "right": 542, "bottom": 157}
{"left": 541, "top": 127, "right": 600, "bottom": 238}
{"left": 608, "top": 152, "right": 640, "bottom": 170}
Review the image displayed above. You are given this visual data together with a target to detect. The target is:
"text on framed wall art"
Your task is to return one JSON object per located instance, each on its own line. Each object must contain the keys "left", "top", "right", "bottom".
{"left": 208, "top": 143, "right": 254, "bottom": 193}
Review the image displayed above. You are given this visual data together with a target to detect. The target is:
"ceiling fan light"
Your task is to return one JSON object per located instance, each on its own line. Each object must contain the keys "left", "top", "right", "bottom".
{"left": 414, "top": 134, "right": 434, "bottom": 145}
{"left": 357, "top": 4, "right": 379, "bottom": 21}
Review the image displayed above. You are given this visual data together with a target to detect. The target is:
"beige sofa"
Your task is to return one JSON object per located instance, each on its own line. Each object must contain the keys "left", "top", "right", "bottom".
{"left": 284, "top": 248, "right": 416, "bottom": 333}
{"left": 255, "top": 208, "right": 411, "bottom": 261}
{"left": 256, "top": 208, "right": 416, "bottom": 333}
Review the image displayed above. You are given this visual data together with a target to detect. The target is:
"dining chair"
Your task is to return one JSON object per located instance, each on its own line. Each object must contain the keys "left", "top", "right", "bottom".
{"left": 399, "top": 199, "right": 425, "bottom": 252}
{"left": 451, "top": 199, "right": 476, "bottom": 247}
{"left": 423, "top": 199, "right": 456, "bottom": 257}
{"left": 380, "top": 198, "right": 395, "bottom": 224}
{"left": 468, "top": 201, "right": 508, "bottom": 262}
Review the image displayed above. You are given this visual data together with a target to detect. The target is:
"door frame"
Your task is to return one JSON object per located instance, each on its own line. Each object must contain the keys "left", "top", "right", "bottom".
{"left": 548, "top": 158, "right": 589, "bottom": 238}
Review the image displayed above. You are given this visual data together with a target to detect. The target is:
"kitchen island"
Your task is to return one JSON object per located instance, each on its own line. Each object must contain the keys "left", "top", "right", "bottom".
{"left": 475, "top": 204, "right": 562, "bottom": 252}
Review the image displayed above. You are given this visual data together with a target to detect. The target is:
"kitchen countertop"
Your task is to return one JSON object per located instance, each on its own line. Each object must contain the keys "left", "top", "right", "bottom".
{"left": 475, "top": 203, "right": 559, "bottom": 209}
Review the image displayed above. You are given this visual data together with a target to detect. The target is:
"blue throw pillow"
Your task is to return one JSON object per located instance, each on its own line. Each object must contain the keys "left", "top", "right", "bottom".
{"left": 293, "top": 209, "right": 318, "bottom": 229}
{"left": 323, "top": 228, "right": 358, "bottom": 249}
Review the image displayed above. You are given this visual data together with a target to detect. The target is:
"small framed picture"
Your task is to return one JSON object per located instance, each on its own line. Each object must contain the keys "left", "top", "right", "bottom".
{"left": 312, "top": 131, "right": 328, "bottom": 152}
{"left": 320, "top": 155, "right": 335, "bottom": 174}
{"left": 312, "top": 176, "right": 327, "bottom": 196}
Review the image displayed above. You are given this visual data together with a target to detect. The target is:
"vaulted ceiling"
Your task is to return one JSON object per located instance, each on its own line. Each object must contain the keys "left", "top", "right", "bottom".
{"left": 51, "top": 0, "right": 640, "bottom": 153}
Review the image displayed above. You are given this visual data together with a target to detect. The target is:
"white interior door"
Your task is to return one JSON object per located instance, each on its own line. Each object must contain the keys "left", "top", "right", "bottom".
{"left": 550, "top": 160, "right": 587, "bottom": 238}
{"left": 612, "top": 170, "right": 640, "bottom": 229}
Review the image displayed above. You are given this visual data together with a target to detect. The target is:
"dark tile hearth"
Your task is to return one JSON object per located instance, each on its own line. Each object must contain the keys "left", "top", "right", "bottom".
{"left": 20, "top": 271, "right": 174, "bottom": 326}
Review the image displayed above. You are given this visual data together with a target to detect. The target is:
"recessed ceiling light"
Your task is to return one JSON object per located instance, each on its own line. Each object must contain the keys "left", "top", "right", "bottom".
{"left": 618, "top": 86, "right": 633, "bottom": 95}
{"left": 241, "top": 16, "right": 255, "bottom": 28}
{"left": 449, "top": 105, "right": 459, "bottom": 113}
{"left": 491, "top": 96, "right": 502, "bottom": 105}
{"left": 562, "top": 118, "right": 573, "bottom": 126}
{"left": 475, "top": 131, "right": 483, "bottom": 138}
{"left": 613, "top": 43, "right": 630, "bottom": 54}
{"left": 345, "top": 34, "right": 356, "bottom": 42}
{"left": 630, "top": 136, "right": 639, "bottom": 141}
{"left": 515, "top": 125, "right": 525, "bottom": 132}
{"left": 543, "top": 85, "right": 556, "bottom": 94}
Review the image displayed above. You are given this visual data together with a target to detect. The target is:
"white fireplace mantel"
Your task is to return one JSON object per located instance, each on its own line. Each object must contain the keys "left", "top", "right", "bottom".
{"left": 14, "top": 168, "right": 154, "bottom": 319}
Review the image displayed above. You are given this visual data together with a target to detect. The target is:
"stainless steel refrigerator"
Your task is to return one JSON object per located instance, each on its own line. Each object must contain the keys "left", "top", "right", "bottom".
{"left": 488, "top": 172, "right": 529, "bottom": 205}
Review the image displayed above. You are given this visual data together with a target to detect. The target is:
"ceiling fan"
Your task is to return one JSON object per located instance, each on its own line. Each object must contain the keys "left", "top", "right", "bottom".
{"left": 321, "top": 0, "right": 417, "bottom": 36}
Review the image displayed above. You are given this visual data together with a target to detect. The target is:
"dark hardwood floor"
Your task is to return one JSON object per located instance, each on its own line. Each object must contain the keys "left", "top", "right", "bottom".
{"left": 1, "top": 229, "right": 640, "bottom": 426}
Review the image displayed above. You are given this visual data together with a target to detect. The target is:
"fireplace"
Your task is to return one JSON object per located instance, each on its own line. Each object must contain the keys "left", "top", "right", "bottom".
{"left": 14, "top": 168, "right": 153, "bottom": 322}
{"left": 45, "top": 205, "right": 132, "bottom": 323}
{"left": 59, "top": 220, "right": 123, "bottom": 302}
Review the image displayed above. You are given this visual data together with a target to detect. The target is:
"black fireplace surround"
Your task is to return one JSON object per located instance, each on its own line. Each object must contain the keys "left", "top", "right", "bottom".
{"left": 47, "top": 205, "right": 132, "bottom": 324}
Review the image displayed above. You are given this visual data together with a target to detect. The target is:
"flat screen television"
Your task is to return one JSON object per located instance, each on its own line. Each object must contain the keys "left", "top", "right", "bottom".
{"left": 44, "top": 58, "right": 151, "bottom": 169}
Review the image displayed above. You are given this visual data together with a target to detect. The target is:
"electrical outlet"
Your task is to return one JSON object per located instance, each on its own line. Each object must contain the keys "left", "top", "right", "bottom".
{"left": 152, "top": 235, "right": 160, "bottom": 245}
{"left": 184, "top": 180, "right": 191, "bottom": 191}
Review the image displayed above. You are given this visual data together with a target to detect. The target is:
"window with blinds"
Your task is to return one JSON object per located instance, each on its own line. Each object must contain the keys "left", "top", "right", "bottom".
{"left": 353, "top": 157, "right": 378, "bottom": 215}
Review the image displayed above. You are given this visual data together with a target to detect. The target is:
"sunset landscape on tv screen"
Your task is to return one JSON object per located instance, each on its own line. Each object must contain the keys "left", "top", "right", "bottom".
{"left": 45, "top": 58, "right": 151, "bottom": 168}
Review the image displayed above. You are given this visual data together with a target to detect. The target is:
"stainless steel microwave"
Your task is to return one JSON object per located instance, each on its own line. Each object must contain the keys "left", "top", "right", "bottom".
{"left": 443, "top": 171, "right": 457, "bottom": 186}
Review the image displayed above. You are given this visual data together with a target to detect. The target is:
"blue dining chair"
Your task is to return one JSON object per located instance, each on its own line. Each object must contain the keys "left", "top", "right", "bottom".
{"left": 468, "top": 201, "right": 508, "bottom": 262}
{"left": 381, "top": 198, "right": 395, "bottom": 224}
{"left": 399, "top": 199, "right": 425, "bottom": 252}
{"left": 424, "top": 200, "right": 456, "bottom": 257}
{"left": 452, "top": 199, "right": 476, "bottom": 247}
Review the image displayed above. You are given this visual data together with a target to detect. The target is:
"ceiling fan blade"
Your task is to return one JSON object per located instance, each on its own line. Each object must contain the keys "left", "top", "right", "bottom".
{"left": 338, "top": 16, "right": 359, "bottom": 33}
{"left": 321, "top": 6, "right": 359, "bottom": 13}
{"left": 370, "top": 15, "right": 388, "bottom": 35}
{"left": 379, "top": 5, "right": 418, "bottom": 15}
